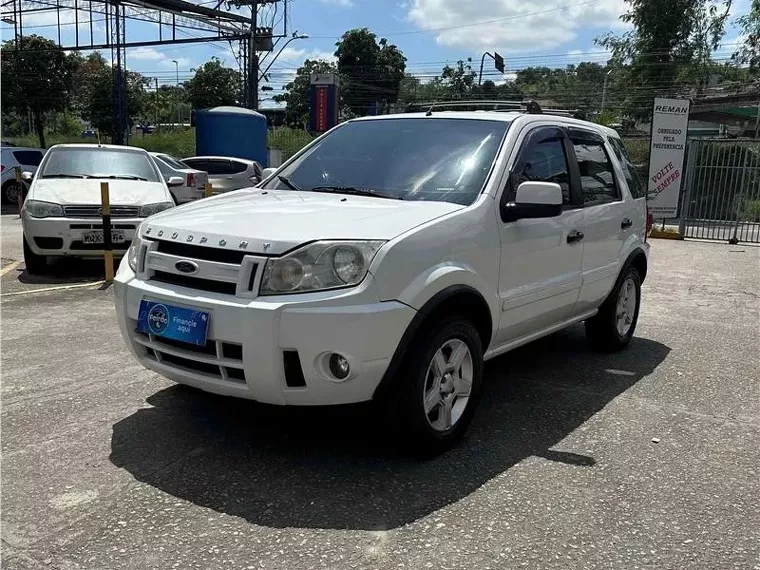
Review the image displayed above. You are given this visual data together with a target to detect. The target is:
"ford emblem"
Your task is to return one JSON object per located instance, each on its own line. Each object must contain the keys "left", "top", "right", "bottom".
{"left": 175, "top": 260, "right": 199, "bottom": 274}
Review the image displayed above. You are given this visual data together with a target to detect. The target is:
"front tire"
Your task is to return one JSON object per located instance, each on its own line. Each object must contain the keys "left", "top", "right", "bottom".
{"left": 2, "top": 181, "right": 22, "bottom": 205}
{"left": 23, "top": 236, "right": 49, "bottom": 275}
{"left": 393, "top": 317, "right": 483, "bottom": 455}
{"left": 585, "top": 267, "right": 641, "bottom": 351}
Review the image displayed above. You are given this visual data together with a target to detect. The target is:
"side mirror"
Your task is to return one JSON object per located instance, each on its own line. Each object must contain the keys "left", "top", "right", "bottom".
{"left": 21, "top": 171, "right": 34, "bottom": 182}
{"left": 167, "top": 176, "right": 185, "bottom": 187}
{"left": 261, "top": 167, "right": 277, "bottom": 179}
{"left": 502, "top": 181, "right": 563, "bottom": 222}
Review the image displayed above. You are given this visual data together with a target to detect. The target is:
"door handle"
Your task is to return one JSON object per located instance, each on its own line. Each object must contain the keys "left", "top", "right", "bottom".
{"left": 567, "top": 230, "right": 584, "bottom": 244}
{"left": 621, "top": 218, "right": 633, "bottom": 229}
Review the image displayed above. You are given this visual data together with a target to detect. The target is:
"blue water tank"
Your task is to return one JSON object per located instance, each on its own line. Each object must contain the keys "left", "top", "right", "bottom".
{"left": 194, "top": 106, "right": 268, "bottom": 166}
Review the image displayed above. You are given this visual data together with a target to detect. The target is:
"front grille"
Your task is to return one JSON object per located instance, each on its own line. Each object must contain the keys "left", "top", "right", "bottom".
{"left": 153, "top": 239, "right": 249, "bottom": 264}
{"left": 152, "top": 270, "right": 238, "bottom": 295}
{"left": 64, "top": 205, "right": 140, "bottom": 218}
{"left": 70, "top": 240, "right": 130, "bottom": 251}
{"left": 70, "top": 223, "right": 136, "bottom": 230}
{"left": 134, "top": 331, "right": 245, "bottom": 384}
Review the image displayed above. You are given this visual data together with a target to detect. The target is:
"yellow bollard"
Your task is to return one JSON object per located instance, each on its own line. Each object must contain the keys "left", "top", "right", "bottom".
{"left": 205, "top": 182, "right": 213, "bottom": 198}
{"left": 100, "top": 182, "right": 115, "bottom": 281}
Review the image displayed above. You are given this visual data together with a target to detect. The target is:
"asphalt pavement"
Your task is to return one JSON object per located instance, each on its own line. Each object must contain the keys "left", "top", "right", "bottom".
{"left": 1, "top": 238, "right": 758, "bottom": 569}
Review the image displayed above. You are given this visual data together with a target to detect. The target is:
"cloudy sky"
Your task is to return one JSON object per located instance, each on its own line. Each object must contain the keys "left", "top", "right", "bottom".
{"left": 0, "top": 0, "right": 748, "bottom": 107}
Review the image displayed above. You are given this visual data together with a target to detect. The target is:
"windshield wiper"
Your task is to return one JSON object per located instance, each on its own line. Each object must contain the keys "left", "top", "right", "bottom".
{"left": 85, "top": 174, "right": 149, "bottom": 181}
{"left": 278, "top": 175, "right": 303, "bottom": 192}
{"left": 309, "top": 185, "right": 402, "bottom": 200}
{"left": 42, "top": 173, "right": 85, "bottom": 179}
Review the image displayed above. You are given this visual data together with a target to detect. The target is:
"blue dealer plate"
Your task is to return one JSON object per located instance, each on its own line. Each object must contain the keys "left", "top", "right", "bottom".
{"left": 137, "top": 300, "right": 210, "bottom": 346}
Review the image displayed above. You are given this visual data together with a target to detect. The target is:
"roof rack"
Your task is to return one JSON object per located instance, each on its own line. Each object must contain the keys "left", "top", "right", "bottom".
{"left": 406, "top": 99, "right": 577, "bottom": 118}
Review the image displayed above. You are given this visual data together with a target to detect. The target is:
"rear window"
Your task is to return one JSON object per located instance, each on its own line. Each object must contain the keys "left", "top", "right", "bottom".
{"left": 185, "top": 159, "right": 230, "bottom": 175}
{"left": 609, "top": 137, "right": 645, "bottom": 199}
{"left": 41, "top": 148, "right": 161, "bottom": 182}
{"left": 13, "top": 150, "right": 44, "bottom": 166}
{"left": 157, "top": 154, "right": 188, "bottom": 170}
{"left": 230, "top": 160, "right": 249, "bottom": 174}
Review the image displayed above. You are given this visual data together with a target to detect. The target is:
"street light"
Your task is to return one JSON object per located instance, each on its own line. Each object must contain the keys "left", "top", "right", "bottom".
{"left": 601, "top": 68, "right": 613, "bottom": 114}
{"left": 172, "top": 59, "right": 180, "bottom": 127}
{"left": 259, "top": 32, "right": 309, "bottom": 83}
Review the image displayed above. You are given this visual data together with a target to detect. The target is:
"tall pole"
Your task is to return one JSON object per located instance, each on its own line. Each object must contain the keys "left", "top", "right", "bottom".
{"left": 172, "top": 59, "right": 179, "bottom": 127}
{"left": 249, "top": 1, "right": 258, "bottom": 110}
{"left": 601, "top": 69, "right": 613, "bottom": 114}
{"left": 259, "top": 33, "right": 309, "bottom": 81}
{"left": 154, "top": 77, "right": 159, "bottom": 129}
{"left": 478, "top": 52, "right": 492, "bottom": 87}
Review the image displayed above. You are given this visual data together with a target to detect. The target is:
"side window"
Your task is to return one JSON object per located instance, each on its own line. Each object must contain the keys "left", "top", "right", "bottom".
{"left": 229, "top": 160, "right": 248, "bottom": 174}
{"left": 154, "top": 158, "right": 171, "bottom": 177}
{"left": 511, "top": 127, "right": 571, "bottom": 205}
{"left": 609, "top": 138, "right": 645, "bottom": 199}
{"left": 205, "top": 160, "right": 232, "bottom": 175}
{"left": 569, "top": 132, "right": 619, "bottom": 205}
{"left": 13, "top": 150, "right": 44, "bottom": 166}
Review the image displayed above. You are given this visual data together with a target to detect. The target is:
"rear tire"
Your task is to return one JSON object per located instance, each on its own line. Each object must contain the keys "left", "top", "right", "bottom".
{"left": 390, "top": 316, "right": 483, "bottom": 455}
{"left": 23, "top": 236, "right": 49, "bottom": 275}
{"left": 2, "top": 181, "right": 21, "bottom": 205}
{"left": 585, "top": 266, "right": 641, "bottom": 352}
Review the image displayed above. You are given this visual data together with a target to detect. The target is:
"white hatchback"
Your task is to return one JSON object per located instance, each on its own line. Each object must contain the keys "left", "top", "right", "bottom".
{"left": 114, "top": 111, "right": 650, "bottom": 452}
{"left": 22, "top": 144, "right": 177, "bottom": 273}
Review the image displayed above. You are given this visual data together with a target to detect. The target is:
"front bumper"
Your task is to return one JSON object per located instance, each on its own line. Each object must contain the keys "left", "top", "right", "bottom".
{"left": 22, "top": 213, "right": 142, "bottom": 257}
{"left": 114, "top": 262, "right": 416, "bottom": 405}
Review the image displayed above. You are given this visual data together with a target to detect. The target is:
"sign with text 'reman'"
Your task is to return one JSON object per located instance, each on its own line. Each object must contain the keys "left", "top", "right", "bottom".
{"left": 646, "top": 97, "right": 691, "bottom": 219}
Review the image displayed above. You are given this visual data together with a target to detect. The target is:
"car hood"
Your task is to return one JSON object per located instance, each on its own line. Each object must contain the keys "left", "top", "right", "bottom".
{"left": 31, "top": 179, "right": 171, "bottom": 205}
{"left": 142, "top": 188, "right": 464, "bottom": 255}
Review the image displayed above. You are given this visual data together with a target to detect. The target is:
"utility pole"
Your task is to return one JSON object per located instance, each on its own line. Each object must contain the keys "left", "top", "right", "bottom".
{"left": 172, "top": 59, "right": 180, "bottom": 126}
{"left": 154, "top": 77, "right": 159, "bottom": 129}
{"left": 601, "top": 69, "right": 613, "bottom": 114}
{"left": 249, "top": 1, "right": 258, "bottom": 110}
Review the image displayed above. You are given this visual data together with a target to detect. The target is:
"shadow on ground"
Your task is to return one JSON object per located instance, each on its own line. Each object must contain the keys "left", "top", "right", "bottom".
{"left": 110, "top": 326, "right": 669, "bottom": 531}
{"left": 16, "top": 258, "right": 106, "bottom": 285}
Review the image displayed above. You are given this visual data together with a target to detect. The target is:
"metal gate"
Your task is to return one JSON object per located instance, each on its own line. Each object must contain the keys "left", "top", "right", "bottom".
{"left": 679, "top": 139, "right": 760, "bottom": 243}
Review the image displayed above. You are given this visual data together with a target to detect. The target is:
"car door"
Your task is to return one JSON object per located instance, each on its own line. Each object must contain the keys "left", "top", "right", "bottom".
{"left": 494, "top": 125, "right": 585, "bottom": 346}
{"left": 567, "top": 128, "right": 632, "bottom": 313}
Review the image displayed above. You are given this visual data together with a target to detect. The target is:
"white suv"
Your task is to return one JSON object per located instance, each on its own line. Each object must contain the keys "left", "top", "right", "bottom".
{"left": 114, "top": 110, "right": 650, "bottom": 452}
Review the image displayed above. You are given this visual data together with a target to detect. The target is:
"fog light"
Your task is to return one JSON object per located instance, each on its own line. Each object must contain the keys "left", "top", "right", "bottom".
{"left": 328, "top": 353, "right": 350, "bottom": 380}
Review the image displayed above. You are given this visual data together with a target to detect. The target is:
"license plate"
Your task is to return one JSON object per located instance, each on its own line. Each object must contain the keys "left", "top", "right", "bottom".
{"left": 82, "top": 230, "right": 125, "bottom": 244}
{"left": 137, "top": 300, "right": 210, "bottom": 346}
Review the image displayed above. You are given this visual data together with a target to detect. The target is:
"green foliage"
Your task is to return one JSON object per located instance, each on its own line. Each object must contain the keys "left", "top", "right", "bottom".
{"left": 440, "top": 60, "right": 477, "bottom": 98}
{"left": 185, "top": 58, "right": 242, "bottom": 109}
{"left": 335, "top": 28, "right": 407, "bottom": 116}
{"left": 267, "top": 127, "right": 315, "bottom": 160}
{"left": 596, "top": 0, "right": 731, "bottom": 120}
{"left": 743, "top": 199, "right": 760, "bottom": 222}
{"left": 273, "top": 59, "right": 339, "bottom": 126}
{"left": 734, "top": 0, "right": 760, "bottom": 68}
{"left": 1, "top": 35, "right": 78, "bottom": 147}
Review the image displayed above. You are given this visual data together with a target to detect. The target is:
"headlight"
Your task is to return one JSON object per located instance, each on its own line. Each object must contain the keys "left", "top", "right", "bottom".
{"left": 260, "top": 240, "right": 385, "bottom": 295}
{"left": 24, "top": 200, "right": 63, "bottom": 218}
{"left": 127, "top": 236, "right": 141, "bottom": 272}
{"left": 139, "top": 202, "right": 174, "bottom": 217}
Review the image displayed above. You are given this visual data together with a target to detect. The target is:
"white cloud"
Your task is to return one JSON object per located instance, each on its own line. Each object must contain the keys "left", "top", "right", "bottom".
{"left": 317, "top": 0, "right": 354, "bottom": 7}
{"left": 406, "top": 0, "right": 627, "bottom": 52}
{"left": 128, "top": 46, "right": 189, "bottom": 67}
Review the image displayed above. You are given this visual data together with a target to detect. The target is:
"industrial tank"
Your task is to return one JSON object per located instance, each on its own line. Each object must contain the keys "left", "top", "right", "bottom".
{"left": 194, "top": 106, "right": 267, "bottom": 166}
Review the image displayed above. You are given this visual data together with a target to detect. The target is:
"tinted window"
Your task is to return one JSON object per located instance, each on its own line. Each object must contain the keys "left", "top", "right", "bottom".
{"left": 263, "top": 118, "right": 510, "bottom": 205}
{"left": 570, "top": 137, "right": 619, "bottom": 205}
{"left": 512, "top": 128, "right": 570, "bottom": 204}
{"left": 157, "top": 154, "right": 188, "bottom": 170}
{"left": 41, "top": 148, "right": 160, "bottom": 182}
{"left": 13, "top": 150, "right": 44, "bottom": 166}
{"left": 204, "top": 160, "right": 232, "bottom": 175}
{"left": 181, "top": 159, "right": 207, "bottom": 171}
{"left": 229, "top": 160, "right": 248, "bottom": 174}
{"left": 609, "top": 138, "right": 645, "bottom": 199}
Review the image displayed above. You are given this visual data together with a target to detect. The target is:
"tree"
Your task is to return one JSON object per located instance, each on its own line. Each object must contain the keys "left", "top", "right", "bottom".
{"left": 440, "top": 60, "right": 477, "bottom": 98}
{"left": 75, "top": 54, "right": 149, "bottom": 136}
{"left": 335, "top": 28, "right": 407, "bottom": 116}
{"left": 734, "top": 0, "right": 760, "bottom": 69}
{"left": 185, "top": 58, "right": 241, "bottom": 109}
{"left": 596, "top": 0, "right": 731, "bottom": 119}
{"left": 0, "top": 35, "right": 78, "bottom": 147}
{"left": 272, "top": 59, "right": 338, "bottom": 126}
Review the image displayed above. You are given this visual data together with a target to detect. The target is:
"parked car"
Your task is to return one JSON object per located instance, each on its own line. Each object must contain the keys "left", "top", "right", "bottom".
{"left": 181, "top": 156, "right": 262, "bottom": 193}
{"left": 21, "top": 144, "right": 180, "bottom": 274}
{"left": 115, "top": 110, "right": 651, "bottom": 453}
{"left": 1, "top": 146, "right": 45, "bottom": 204}
{"left": 150, "top": 152, "right": 209, "bottom": 204}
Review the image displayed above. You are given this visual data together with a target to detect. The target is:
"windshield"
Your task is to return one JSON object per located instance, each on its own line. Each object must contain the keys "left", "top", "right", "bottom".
{"left": 41, "top": 148, "right": 161, "bottom": 182}
{"left": 157, "top": 154, "right": 189, "bottom": 170}
{"left": 262, "top": 118, "right": 510, "bottom": 205}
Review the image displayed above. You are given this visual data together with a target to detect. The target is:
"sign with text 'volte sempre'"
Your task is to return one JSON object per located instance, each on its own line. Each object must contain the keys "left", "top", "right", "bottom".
{"left": 646, "top": 97, "right": 691, "bottom": 218}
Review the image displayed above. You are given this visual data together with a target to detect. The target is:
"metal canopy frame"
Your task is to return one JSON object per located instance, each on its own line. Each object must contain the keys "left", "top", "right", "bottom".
{"left": 2, "top": 0, "right": 286, "bottom": 142}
